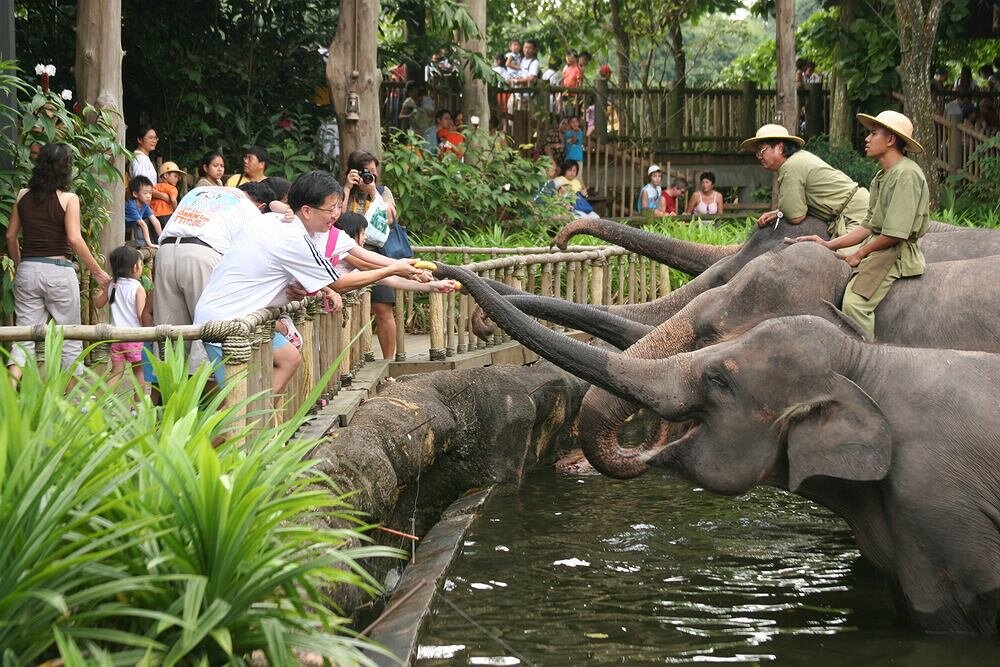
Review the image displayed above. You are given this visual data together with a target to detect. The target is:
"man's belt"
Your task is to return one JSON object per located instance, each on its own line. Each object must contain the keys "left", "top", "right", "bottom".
{"left": 164, "top": 236, "right": 218, "bottom": 253}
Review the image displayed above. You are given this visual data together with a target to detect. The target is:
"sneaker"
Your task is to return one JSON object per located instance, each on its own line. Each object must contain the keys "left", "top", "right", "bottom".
{"left": 278, "top": 315, "right": 303, "bottom": 350}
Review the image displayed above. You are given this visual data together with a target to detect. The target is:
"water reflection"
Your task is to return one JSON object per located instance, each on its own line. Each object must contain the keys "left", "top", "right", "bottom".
{"left": 417, "top": 470, "right": 1000, "bottom": 665}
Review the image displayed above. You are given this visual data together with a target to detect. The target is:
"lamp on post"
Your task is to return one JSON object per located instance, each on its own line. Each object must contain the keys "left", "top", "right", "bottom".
{"left": 345, "top": 69, "right": 360, "bottom": 122}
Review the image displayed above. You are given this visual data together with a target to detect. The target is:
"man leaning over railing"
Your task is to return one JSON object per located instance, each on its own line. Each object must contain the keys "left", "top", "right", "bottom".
{"left": 192, "top": 172, "right": 423, "bottom": 396}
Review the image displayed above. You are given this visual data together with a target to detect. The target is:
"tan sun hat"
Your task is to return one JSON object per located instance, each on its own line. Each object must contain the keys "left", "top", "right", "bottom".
{"left": 856, "top": 110, "right": 924, "bottom": 154}
{"left": 739, "top": 124, "right": 805, "bottom": 152}
{"left": 157, "top": 161, "right": 188, "bottom": 177}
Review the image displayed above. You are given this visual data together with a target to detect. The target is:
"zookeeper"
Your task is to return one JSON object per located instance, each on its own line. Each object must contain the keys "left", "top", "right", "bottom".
{"left": 794, "top": 111, "right": 929, "bottom": 340}
{"left": 742, "top": 124, "right": 869, "bottom": 239}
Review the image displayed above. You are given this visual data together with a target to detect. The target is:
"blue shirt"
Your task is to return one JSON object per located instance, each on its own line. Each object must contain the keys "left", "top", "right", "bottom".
{"left": 125, "top": 199, "right": 153, "bottom": 223}
{"left": 563, "top": 129, "right": 584, "bottom": 162}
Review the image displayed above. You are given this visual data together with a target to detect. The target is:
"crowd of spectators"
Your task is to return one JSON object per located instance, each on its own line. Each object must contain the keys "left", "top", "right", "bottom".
{"left": 935, "top": 59, "right": 1000, "bottom": 136}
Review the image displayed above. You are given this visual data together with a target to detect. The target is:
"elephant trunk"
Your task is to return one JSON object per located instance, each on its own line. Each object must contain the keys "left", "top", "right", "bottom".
{"left": 506, "top": 295, "right": 653, "bottom": 350}
{"left": 553, "top": 218, "right": 741, "bottom": 276}
{"left": 434, "top": 263, "right": 655, "bottom": 404}
{"left": 577, "top": 388, "right": 650, "bottom": 479}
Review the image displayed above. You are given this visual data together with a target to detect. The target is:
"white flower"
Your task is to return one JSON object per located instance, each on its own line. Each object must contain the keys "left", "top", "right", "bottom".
{"left": 34, "top": 64, "right": 45, "bottom": 75}
{"left": 502, "top": 183, "right": 511, "bottom": 191}
{"left": 44, "top": 64, "right": 56, "bottom": 77}
{"left": 60, "top": 89, "right": 72, "bottom": 101}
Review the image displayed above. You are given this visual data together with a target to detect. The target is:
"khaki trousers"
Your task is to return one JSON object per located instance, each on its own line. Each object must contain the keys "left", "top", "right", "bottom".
{"left": 9, "top": 260, "right": 82, "bottom": 371}
{"left": 841, "top": 262, "right": 904, "bottom": 341}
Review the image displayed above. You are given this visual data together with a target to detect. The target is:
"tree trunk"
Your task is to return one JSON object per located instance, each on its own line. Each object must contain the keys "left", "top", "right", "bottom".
{"left": 328, "top": 0, "right": 383, "bottom": 166}
{"left": 895, "top": 0, "right": 945, "bottom": 208}
{"left": 666, "top": 23, "right": 686, "bottom": 148}
{"left": 775, "top": 0, "right": 797, "bottom": 132}
{"left": 460, "top": 0, "right": 489, "bottom": 132}
{"left": 75, "top": 0, "right": 126, "bottom": 261}
{"left": 0, "top": 0, "right": 15, "bottom": 171}
{"left": 608, "top": 0, "right": 631, "bottom": 88}
{"left": 828, "top": 0, "right": 855, "bottom": 146}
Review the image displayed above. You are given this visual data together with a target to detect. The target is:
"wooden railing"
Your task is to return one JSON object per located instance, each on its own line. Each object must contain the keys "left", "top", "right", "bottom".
{"left": 930, "top": 111, "right": 999, "bottom": 181}
{"left": 382, "top": 79, "right": 830, "bottom": 152}
{"left": 1, "top": 245, "right": 669, "bottom": 427}
{"left": 393, "top": 245, "right": 670, "bottom": 360}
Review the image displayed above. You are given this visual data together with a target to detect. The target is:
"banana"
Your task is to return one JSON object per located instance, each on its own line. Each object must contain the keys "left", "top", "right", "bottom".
{"left": 414, "top": 260, "right": 437, "bottom": 271}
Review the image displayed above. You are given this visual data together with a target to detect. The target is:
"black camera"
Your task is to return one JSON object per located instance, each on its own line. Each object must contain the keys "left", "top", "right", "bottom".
{"left": 360, "top": 168, "right": 375, "bottom": 185}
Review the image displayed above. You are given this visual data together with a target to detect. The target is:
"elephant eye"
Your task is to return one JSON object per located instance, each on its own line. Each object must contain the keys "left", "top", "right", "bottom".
{"left": 705, "top": 370, "right": 730, "bottom": 391}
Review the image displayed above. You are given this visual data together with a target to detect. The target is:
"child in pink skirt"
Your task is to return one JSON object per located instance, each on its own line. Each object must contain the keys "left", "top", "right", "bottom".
{"left": 95, "top": 245, "right": 147, "bottom": 401}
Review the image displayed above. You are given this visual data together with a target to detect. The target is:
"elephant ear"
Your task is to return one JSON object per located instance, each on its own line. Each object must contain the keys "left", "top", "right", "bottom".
{"left": 777, "top": 373, "right": 892, "bottom": 492}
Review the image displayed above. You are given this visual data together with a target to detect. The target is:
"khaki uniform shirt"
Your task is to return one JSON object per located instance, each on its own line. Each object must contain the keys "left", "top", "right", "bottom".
{"left": 860, "top": 156, "right": 929, "bottom": 277}
{"left": 776, "top": 150, "right": 870, "bottom": 237}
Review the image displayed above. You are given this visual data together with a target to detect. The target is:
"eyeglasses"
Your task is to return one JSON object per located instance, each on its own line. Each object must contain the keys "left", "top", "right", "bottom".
{"left": 308, "top": 203, "right": 343, "bottom": 215}
{"left": 755, "top": 145, "right": 771, "bottom": 159}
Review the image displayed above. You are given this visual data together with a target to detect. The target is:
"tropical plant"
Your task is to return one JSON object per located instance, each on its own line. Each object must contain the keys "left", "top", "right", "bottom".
{"left": 0, "top": 60, "right": 130, "bottom": 321}
{"left": 0, "top": 331, "right": 401, "bottom": 664}
{"left": 381, "top": 129, "right": 570, "bottom": 236}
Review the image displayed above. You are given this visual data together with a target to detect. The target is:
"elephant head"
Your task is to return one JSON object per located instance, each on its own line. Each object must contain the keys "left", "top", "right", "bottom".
{"left": 639, "top": 316, "right": 891, "bottom": 495}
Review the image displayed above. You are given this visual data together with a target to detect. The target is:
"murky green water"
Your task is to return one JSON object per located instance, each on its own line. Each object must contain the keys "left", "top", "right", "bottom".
{"left": 417, "top": 470, "right": 999, "bottom": 665}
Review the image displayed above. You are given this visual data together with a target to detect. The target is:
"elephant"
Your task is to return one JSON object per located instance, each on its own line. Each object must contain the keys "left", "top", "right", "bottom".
{"left": 619, "top": 314, "right": 999, "bottom": 635}
{"left": 436, "top": 244, "right": 1000, "bottom": 478}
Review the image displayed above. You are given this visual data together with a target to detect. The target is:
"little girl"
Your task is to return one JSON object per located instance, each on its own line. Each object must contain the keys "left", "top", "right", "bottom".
{"left": 95, "top": 245, "right": 147, "bottom": 400}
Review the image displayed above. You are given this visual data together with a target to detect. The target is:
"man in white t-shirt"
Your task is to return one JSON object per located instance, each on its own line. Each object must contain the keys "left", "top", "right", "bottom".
{"left": 509, "top": 39, "right": 540, "bottom": 111}
{"left": 193, "top": 171, "right": 422, "bottom": 394}
{"left": 155, "top": 187, "right": 262, "bottom": 328}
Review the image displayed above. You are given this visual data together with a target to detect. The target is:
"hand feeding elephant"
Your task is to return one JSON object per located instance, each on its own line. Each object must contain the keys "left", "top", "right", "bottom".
{"left": 433, "top": 264, "right": 1000, "bottom": 633}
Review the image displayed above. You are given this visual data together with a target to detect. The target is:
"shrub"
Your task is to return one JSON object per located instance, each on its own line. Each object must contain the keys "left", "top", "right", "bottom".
{"left": 0, "top": 332, "right": 400, "bottom": 665}
{"left": 380, "top": 129, "right": 570, "bottom": 237}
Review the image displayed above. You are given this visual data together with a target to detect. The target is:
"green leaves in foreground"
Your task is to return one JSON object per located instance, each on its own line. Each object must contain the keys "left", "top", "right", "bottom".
{"left": 0, "top": 330, "right": 402, "bottom": 665}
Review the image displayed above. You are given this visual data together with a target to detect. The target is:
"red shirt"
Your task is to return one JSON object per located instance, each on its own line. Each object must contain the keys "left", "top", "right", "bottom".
{"left": 662, "top": 191, "right": 678, "bottom": 214}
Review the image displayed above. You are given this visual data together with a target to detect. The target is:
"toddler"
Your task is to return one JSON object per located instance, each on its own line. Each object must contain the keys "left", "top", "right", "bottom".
{"left": 95, "top": 245, "right": 147, "bottom": 401}
{"left": 125, "top": 175, "right": 161, "bottom": 248}
{"left": 150, "top": 161, "right": 186, "bottom": 228}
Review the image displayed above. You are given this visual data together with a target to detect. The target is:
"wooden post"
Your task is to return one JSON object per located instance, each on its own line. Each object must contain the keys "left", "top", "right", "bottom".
{"left": 393, "top": 292, "right": 406, "bottom": 361}
{"left": 339, "top": 303, "right": 353, "bottom": 385}
{"left": 445, "top": 290, "right": 456, "bottom": 357}
{"left": 360, "top": 290, "right": 374, "bottom": 361}
{"left": 659, "top": 264, "right": 672, "bottom": 297}
{"left": 428, "top": 292, "right": 446, "bottom": 360}
{"left": 296, "top": 307, "right": 314, "bottom": 411}
{"left": 948, "top": 113, "right": 962, "bottom": 174}
{"left": 591, "top": 261, "right": 605, "bottom": 306}
{"left": 457, "top": 293, "right": 469, "bottom": 354}
{"left": 566, "top": 261, "right": 577, "bottom": 304}
{"left": 740, "top": 80, "right": 757, "bottom": 139}
{"left": 627, "top": 255, "right": 637, "bottom": 303}
{"left": 327, "top": 0, "right": 383, "bottom": 162}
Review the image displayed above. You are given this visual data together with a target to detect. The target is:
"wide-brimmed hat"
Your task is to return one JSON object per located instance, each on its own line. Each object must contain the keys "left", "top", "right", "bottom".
{"left": 158, "top": 161, "right": 187, "bottom": 177}
{"left": 856, "top": 110, "right": 924, "bottom": 154}
{"left": 739, "top": 124, "right": 805, "bottom": 151}
{"left": 647, "top": 164, "right": 662, "bottom": 176}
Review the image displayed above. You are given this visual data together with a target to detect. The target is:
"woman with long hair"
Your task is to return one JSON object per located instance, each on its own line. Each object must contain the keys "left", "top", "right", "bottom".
{"left": 342, "top": 149, "right": 411, "bottom": 360}
{"left": 4, "top": 143, "right": 112, "bottom": 380}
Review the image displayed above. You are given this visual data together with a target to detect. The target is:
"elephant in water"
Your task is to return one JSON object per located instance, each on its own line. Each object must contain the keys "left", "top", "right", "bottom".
{"left": 442, "top": 243, "right": 1000, "bottom": 481}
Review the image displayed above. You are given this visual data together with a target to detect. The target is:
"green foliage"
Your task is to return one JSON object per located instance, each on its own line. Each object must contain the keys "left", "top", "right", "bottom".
{"left": 0, "top": 332, "right": 400, "bottom": 664}
{"left": 381, "top": 130, "right": 569, "bottom": 238}
{"left": 805, "top": 134, "right": 878, "bottom": 189}
{"left": 0, "top": 61, "right": 130, "bottom": 321}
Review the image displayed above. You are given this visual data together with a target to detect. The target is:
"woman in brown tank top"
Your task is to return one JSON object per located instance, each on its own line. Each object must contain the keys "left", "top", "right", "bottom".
{"left": 4, "top": 143, "right": 111, "bottom": 380}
